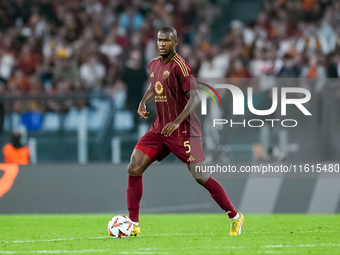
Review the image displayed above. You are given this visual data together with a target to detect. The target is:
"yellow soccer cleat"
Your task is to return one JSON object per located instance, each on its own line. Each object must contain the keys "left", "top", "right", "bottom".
{"left": 131, "top": 223, "right": 140, "bottom": 236}
{"left": 229, "top": 211, "right": 245, "bottom": 236}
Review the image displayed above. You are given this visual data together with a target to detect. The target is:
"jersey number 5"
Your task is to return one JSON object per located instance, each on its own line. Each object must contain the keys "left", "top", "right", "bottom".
{"left": 184, "top": 141, "right": 191, "bottom": 153}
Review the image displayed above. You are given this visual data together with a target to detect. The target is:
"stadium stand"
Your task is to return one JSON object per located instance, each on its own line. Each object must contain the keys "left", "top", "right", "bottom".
{"left": 0, "top": 0, "right": 339, "bottom": 162}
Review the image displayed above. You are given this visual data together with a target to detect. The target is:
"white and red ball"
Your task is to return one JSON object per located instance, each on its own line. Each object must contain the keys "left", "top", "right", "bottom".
{"left": 108, "top": 215, "right": 133, "bottom": 239}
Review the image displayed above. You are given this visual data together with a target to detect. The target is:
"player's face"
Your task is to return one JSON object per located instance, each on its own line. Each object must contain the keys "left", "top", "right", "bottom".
{"left": 157, "top": 32, "right": 178, "bottom": 56}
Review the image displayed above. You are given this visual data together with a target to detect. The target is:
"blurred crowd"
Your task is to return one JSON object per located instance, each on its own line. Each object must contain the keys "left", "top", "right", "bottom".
{"left": 0, "top": 0, "right": 340, "bottom": 117}
{"left": 0, "top": 0, "right": 220, "bottom": 116}
{"left": 197, "top": 0, "right": 340, "bottom": 84}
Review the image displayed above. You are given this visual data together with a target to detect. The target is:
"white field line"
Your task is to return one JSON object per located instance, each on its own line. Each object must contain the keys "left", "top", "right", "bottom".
{"left": 167, "top": 244, "right": 340, "bottom": 249}
{"left": 1, "top": 244, "right": 340, "bottom": 255}
{"left": 0, "top": 237, "right": 110, "bottom": 244}
{"left": 264, "top": 244, "right": 340, "bottom": 248}
{"left": 0, "top": 250, "right": 109, "bottom": 254}
{"left": 1, "top": 229, "right": 339, "bottom": 244}
{"left": 0, "top": 250, "right": 169, "bottom": 254}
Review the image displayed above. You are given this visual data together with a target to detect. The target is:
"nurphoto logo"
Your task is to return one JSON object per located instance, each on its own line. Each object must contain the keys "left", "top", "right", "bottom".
{"left": 198, "top": 83, "right": 312, "bottom": 128}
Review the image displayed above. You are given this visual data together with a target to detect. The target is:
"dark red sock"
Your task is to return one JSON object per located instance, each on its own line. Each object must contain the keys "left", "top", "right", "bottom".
{"left": 127, "top": 175, "right": 143, "bottom": 222}
{"left": 203, "top": 177, "right": 237, "bottom": 218}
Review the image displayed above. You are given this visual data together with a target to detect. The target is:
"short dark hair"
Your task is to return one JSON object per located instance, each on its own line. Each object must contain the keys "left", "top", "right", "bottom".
{"left": 11, "top": 131, "right": 23, "bottom": 148}
{"left": 158, "top": 26, "right": 177, "bottom": 38}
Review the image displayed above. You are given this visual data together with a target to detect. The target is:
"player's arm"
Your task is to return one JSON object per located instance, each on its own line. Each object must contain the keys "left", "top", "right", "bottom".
{"left": 161, "top": 89, "right": 200, "bottom": 137}
{"left": 137, "top": 83, "right": 154, "bottom": 119}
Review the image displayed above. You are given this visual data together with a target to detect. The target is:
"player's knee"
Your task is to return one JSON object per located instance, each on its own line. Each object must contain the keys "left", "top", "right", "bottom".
{"left": 189, "top": 168, "right": 209, "bottom": 185}
{"left": 127, "top": 163, "right": 143, "bottom": 176}
{"left": 194, "top": 175, "right": 209, "bottom": 185}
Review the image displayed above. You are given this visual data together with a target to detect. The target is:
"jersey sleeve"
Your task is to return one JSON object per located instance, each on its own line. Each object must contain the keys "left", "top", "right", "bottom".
{"left": 174, "top": 61, "right": 198, "bottom": 93}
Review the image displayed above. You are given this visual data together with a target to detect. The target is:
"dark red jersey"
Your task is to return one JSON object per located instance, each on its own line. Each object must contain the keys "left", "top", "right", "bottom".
{"left": 148, "top": 53, "right": 202, "bottom": 137}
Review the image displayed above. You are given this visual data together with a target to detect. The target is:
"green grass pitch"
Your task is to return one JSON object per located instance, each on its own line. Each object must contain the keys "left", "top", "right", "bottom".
{"left": 1, "top": 214, "right": 340, "bottom": 254}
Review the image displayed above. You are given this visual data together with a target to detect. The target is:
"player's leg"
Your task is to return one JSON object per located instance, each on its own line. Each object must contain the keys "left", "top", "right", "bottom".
{"left": 127, "top": 131, "right": 170, "bottom": 236}
{"left": 127, "top": 149, "right": 153, "bottom": 236}
{"left": 187, "top": 161, "right": 237, "bottom": 217}
{"left": 165, "top": 136, "right": 238, "bottom": 216}
{"left": 165, "top": 136, "right": 245, "bottom": 235}
{"left": 187, "top": 161, "right": 245, "bottom": 236}
{"left": 127, "top": 148, "right": 154, "bottom": 176}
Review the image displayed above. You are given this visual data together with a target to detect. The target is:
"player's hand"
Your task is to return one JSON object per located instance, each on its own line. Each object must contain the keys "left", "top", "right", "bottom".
{"left": 137, "top": 104, "right": 149, "bottom": 119}
{"left": 161, "top": 121, "right": 180, "bottom": 137}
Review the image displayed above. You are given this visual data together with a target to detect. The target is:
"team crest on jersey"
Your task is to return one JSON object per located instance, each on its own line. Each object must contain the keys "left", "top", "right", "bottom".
{"left": 150, "top": 72, "right": 154, "bottom": 78}
{"left": 155, "top": 81, "right": 163, "bottom": 94}
{"left": 163, "top": 70, "right": 170, "bottom": 79}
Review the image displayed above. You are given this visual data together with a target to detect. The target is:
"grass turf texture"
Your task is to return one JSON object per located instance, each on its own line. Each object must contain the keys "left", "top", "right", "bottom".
{"left": 0, "top": 214, "right": 340, "bottom": 254}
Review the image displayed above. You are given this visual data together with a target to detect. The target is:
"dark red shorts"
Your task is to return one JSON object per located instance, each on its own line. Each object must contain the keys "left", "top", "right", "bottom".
{"left": 135, "top": 131, "right": 205, "bottom": 164}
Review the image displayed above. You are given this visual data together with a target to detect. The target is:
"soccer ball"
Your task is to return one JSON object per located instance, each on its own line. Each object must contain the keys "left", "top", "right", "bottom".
{"left": 108, "top": 215, "right": 133, "bottom": 239}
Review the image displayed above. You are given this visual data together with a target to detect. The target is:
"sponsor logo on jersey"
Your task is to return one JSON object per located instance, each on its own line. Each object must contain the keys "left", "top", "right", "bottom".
{"left": 155, "top": 81, "right": 163, "bottom": 94}
{"left": 155, "top": 95, "right": 167, "bottom": 102}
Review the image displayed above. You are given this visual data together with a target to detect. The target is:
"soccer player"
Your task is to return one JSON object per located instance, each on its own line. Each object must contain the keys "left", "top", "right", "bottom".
{"left": 126, "top": 26, "right": 244, "bottom": 236}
